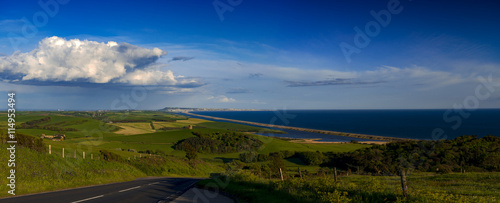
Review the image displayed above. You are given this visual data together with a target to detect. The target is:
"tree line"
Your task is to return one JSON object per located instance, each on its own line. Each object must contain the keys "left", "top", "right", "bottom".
{"left": 175, "top": 131, "right": 264, "bottom": 154}
{"left": 18, "top": 117, "right": 78, "bottom": 132}
{"left": 323, "top": 135, "right": 499, "bottom": 174}
{"left": 238, "top": 135, "right": 499, "bottom": 174}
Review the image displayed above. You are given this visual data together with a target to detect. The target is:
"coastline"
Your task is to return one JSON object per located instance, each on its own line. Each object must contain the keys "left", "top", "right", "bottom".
{"left": 184, "top": 112, "right": 414, "bottom": 142}
{"left": 289, "top": 138, "right": 388, "bottom": 145}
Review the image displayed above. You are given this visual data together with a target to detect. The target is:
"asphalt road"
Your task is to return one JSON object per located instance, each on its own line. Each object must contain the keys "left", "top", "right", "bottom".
{"left": 0, "top": 177, "right": 202, "bottom": 203}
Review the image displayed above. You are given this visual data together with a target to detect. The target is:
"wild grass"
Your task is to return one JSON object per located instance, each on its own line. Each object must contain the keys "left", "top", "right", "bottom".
{"left": 0, "top": 143, "right": 145, "bottom": 197}
{"left": 199, "top": 172, "right": 499, "bottom": 203}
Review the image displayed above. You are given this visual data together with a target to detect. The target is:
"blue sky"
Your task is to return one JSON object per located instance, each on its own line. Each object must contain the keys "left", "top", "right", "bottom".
{"left": 1, "top": 0, "right": 500, "bottom": 110}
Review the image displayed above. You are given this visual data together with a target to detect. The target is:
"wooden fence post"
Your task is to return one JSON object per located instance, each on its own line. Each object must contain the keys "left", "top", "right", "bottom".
{"left": 334, "top": 167, "right": 338, "bottom": 182}
{"left": 91, "top": 154, "right": 93, "bottom": 159}
{"left": 298, "top": 167, "right": 302, "bottom": 179}
{"left": 49, "top": 145, "right": 51, "bottom": 154}
{"left": 62, "top": 148, "right": 64, "bottom": 158}
{"left": 279, "top": 168, "right": 284, "bottom": 181}
{"left": 83, "top": 151, "right": 85, "bottom": 159}
{"left": 400, "top": 169, "right": 408, "bottom": 198}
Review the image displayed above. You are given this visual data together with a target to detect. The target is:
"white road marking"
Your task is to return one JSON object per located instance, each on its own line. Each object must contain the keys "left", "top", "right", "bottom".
{"left": 118, "top": 186, "right": 141, "bottom": 193}
{"left": 71, "top": 195, "right": 104, "bottom": 203}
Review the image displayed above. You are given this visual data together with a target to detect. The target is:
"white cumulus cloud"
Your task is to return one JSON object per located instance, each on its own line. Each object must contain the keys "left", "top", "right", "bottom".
{"left": 119, "top": 68, "right": 176, "bottom": 85}
{"left": 0, "top": 36, "right": 199, "bottom": 87}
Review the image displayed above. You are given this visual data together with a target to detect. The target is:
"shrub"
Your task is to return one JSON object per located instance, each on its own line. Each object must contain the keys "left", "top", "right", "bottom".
{"left": 318, "top": 190, "right": 352, "bottom": 203}
{"left": 297, "top": 151, "right": 326, "bottom": 165}
{"left": 269, "top": 151, "right": 284, "bottom": 159}
{"left": 280, "top": 150, "right": 295, "bottom": 158}
{"left": 240, "top": 151, "right": 258, "bottom": 163}
{"left": 269, "top": 155, "right": 286, "bottom": 176}
{"left": 232, "top": 171, "right": 259, "bottom": 182}
{"left": 435, "top": 164, "right": 453, "bottom": 174}
{"left": 184, "top": 143, "right": 198, "bottom": 160}
{"left": 14, "top": 133, "right": 46, "bottom": 152}
{"left": 100, "top": 150, "right": 123, "bottom": 162}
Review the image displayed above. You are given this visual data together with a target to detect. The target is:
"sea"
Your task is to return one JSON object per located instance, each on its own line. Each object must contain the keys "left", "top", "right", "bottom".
{"left": 187, "top": 109, "right": 500, "bottom": 142}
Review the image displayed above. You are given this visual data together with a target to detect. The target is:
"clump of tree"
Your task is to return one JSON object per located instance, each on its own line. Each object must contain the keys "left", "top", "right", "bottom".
{"left": 269, "top": 154, "right": 286, "bottom": 174}
{"left": 296, "top": 151, "right": 326, "bottom": 165}
{"left": 110, "top": 119, "right": 148, "bottom": 123}
{"left": 183, "top": 143, "right": 198, "bottom": 160}
{"left": 239, "top": 150, "right": 326, "bottom": 166}
{"left": 151, "top": 118, "right": 177, "bottom": 122}
{"left": 20, "top": 116, "right": 51, "bottom": 126}
{"left": 138, "top": 149, "right": 167, "bottom": 156}
{"left": 323, "top": 135, "right": 500, "bottom": 174}
{"left": 239, "top": 151, "right": 258, "bottom": 163}
{"left": 18, "top": 117, "right": 77, "bottom": 132}
{"left": 175, "top": 131, "right": 264, "bottom": 154}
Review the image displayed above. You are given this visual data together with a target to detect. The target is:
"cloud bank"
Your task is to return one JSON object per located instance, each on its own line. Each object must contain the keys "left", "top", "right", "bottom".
{"left": 0, "top": 36, "right": 202, "bottom": 88}
{"left": 168, "top": 56, "right": 195, "bottom": 62}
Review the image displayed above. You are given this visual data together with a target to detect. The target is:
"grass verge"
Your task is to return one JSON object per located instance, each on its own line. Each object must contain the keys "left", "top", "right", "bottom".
{"left": 198, "top": 172, "right": 499, "bottom": 203}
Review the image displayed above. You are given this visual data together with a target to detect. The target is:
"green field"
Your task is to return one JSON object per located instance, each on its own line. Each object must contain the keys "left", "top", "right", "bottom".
{"left": 91, "top": 111, "right": 187, "bottom": 122}
{"left": 255, "top": 134, "right": 369, "bottom": 154}
{"left": 196, "top": 121, "right": 285, "bottom": 133}
{"left": 8, "top": 112, "right": 368, "bottom": 163}
{"left": 112, "top": 122, "right": 155, "bottom": 135}
{"left": 6, "top": 111, "right": 370, "bottom": 165}
{"left": 105, "top": 130, "right": 195, "bottom": 143}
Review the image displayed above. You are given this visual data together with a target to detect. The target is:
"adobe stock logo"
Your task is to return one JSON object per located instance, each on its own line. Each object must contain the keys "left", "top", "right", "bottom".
{"left": 339, "top": 0, "right": 411, "bottom": 63}
{"left": 213, "top": 0, "right": 243, "bottom": 22}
